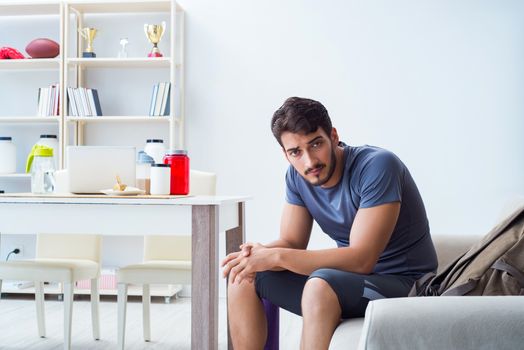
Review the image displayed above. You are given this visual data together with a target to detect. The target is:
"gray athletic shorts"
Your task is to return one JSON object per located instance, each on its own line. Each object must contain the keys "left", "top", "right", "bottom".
{"left": 255, "top": 269, "right": 416, "bottom": 319}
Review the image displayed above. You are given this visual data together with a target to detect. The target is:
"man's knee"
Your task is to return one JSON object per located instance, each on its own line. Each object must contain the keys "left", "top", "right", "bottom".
{"left": 301, "top": 277, "right": 341, "bottom": 317}
{"left": 227, "top": 277, "right": 256, "bottom": 299}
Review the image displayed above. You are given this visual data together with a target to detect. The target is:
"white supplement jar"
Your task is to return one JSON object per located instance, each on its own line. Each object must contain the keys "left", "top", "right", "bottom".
{"left": 150, "top": 163, "right": 170, "bottom": 195}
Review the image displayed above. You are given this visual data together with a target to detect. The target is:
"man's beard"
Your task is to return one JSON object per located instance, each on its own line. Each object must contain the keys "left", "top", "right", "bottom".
{"left": 304, "top": 148, "right": 337, "bottom": 187}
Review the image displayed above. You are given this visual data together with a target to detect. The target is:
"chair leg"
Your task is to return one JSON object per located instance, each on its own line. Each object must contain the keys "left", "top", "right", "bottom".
{"left": 63, "top": 282, "right": 74, "bottom": 350}
{"left": 117, "top": 283, "right": 128, "bottom": 350}
{"left": 143, "top": 284, "right": 151, "bottom": 342}
{"left": 90, "top": 278, "right": 100, "bottom": 340}
{"left": 35, "top": 281, "right": 46, "bottom": 338}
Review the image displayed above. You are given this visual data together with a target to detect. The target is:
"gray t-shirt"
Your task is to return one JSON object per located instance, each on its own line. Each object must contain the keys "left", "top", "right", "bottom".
{"left": 285, "top": 143, "right": 437, "bottom": 277}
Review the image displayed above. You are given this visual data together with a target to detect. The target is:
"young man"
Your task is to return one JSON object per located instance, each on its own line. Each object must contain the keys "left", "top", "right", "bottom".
{"left": 222, "top": 97, "right": 438, "bottom": 349}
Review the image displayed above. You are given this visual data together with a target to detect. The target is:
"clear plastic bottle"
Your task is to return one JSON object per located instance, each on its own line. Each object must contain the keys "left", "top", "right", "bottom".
{"left": 36, "top": 134, "right": 59, "bottom": 170}
{"left": 27, "top": 146, "right": 55, "bottom": 194}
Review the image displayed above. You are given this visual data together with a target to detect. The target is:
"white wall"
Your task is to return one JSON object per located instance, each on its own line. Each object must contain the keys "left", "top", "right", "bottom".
{"left": 1, "top": 0, "right": 524, "bottom": 265}
{"left": 181, "top": 0, "right": 524, "bottom": 247}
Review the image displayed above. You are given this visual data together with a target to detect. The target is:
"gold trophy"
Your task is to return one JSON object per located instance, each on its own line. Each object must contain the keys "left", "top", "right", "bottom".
{"left": 144, "top": 22, "right": 166, "bottom": 57}
{"left": 78, "top": 27, "right": 98, "bottom": 58}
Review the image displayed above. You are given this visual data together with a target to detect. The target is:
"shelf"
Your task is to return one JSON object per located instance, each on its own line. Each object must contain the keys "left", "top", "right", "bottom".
{"left": 67, "top": 57, "right": 172, "bottom": 69}
{"left": 0, "top": 174, "right": 30, "bottom": 179}
{"left": 0, "top": 59, "right": 61, "bottom": 70}
{"left": 66, "top": 116, "right": 172, "bottom": 123}
{"left": 68, "top": 0, "right": 181, "bottom": 14}
{"left": 0, "top": 2, "right": 61, "bottom": 16}
{"left": 0, "top": 116, "right": 60, "bottom": 123}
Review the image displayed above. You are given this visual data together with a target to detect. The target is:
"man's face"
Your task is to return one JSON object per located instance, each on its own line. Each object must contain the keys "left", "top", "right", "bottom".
{"left": 281, "top": 128, "right": 338, "bottom": 187}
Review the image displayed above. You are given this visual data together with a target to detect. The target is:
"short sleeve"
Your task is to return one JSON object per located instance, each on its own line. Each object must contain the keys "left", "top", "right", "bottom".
{"left": 359, "top": 150, "right": 404, "bottom": 208}
{"left": 285, "top": 167, "right": 306, "bottom": 207}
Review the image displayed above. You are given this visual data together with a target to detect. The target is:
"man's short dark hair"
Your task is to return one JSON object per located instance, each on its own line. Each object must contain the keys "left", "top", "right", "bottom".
{"left": 271, "top": 97, "right": 332, "bottom": 147}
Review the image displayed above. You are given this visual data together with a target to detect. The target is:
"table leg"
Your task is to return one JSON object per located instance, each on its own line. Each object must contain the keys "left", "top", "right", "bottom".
{"left": 192, "top": 205, "right": 219, "bottom": 350}
{"left": 225, "top": 202, "right": 245, "bottom": 350}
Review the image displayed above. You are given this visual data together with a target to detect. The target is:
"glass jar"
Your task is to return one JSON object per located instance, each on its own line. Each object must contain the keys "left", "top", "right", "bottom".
{"left": 163, "top": 150, "right": 189, "bottom": 195}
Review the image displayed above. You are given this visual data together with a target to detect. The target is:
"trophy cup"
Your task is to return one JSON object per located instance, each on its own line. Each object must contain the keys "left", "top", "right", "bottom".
{"left": 144, "top": 22, "right": 166, "bottom": 57}
{"left": 78, "top": 27, "right": 98, "bottom": 58}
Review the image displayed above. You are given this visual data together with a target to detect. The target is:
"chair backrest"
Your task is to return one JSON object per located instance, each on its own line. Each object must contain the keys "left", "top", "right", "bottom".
{"left": 188, "top": 169, "right": 216, "bottom": 196}
{"left": 143, "top": 170, "right": 217, "bottom": 262}
{"left": 36, "top": 234, "right": 101, "bottom": 263}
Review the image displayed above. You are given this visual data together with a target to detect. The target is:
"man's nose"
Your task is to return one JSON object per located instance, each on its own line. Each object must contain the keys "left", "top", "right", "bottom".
{"left": 302, "top": 150, "right": 315, "bottom": 169}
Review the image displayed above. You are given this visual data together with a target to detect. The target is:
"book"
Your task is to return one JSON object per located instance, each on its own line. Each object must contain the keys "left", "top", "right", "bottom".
{"left": 161, "top": 82, "right": 171, "bottom": 116}
{"left": 81, "top": 87, "right": 92, "bottom": 116}
{"left": 48, "top": 85, "right": 55, "bottom": 116}
{"left": 74, "top": 88, "right": 85, "bottom": 116}
{"left": 87, "top": 88, "right": 96, "bottom": 116}
{"left": 90, "top": 89, "right": 103, "bottom": 116}
{"left": 149, "top": 83, "right": 159, "bottom": 116}
{"left": 154, "top": 82, "right": 166, "bottom": 116}
{"left": 53, "top": 83, "right": 60, "bottom": 116}
{"left": 37, "top": 87, "right": 43, "bottom": 117}
{"left": 67, "top": 87, "right": 78, "bottom": 116}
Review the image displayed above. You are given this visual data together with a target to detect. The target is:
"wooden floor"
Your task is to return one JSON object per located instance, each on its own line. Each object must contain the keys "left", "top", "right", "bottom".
{"left": 0, "top": 295, "right": 228, "bottom": 350}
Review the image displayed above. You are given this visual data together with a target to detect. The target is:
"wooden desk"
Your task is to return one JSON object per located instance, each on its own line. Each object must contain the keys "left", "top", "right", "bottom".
{"left": 0, "top": 193, "right": 249, "bottom": 350}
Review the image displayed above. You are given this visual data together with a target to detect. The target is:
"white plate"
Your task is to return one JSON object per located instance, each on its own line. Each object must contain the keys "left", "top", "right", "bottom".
{"left": 100, "top": 187, "right": 145, "bottom": 196}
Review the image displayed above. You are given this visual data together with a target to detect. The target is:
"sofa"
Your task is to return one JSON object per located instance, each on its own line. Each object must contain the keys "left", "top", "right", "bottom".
{"left": 266, "top": 233, "right": 524, "bottom": 349}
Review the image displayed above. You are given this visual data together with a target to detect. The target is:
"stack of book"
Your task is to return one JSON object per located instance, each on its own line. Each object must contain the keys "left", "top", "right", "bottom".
{"left": 37, "top": 84, "right": 60, "bottom": 117}
{"left": 149, "top": 82, "right": 171, "bottom": 116}
{"left": 67, "top": 87, "right": 102, "bottom": 117}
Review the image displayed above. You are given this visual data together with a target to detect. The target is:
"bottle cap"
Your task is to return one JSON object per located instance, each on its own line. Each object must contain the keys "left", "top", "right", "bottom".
{"left": 166, "top": 149, "right": 187, "bottom": 155}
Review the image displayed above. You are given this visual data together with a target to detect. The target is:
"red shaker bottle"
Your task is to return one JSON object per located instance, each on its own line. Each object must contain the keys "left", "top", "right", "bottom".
{"left": 163, "top": 150, "right": 190, "bottom": 195}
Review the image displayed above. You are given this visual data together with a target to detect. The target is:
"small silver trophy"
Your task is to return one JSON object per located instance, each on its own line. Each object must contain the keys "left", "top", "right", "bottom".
{"left": 118, "top": 38, "right": 129, "bottom": 58}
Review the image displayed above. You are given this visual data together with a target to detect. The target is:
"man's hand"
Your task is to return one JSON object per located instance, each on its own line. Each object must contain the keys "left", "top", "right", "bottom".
{"left": 221, "top": 243, "right": 278, "bottom": 284}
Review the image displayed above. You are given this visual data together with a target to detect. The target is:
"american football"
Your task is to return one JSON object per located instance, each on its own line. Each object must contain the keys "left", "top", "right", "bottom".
{"left": 25, "top": 38, "right": 59, "bottom": 58}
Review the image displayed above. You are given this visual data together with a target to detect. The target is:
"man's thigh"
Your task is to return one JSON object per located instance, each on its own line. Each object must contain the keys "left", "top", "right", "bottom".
{"left": 255, "top": 269, "right": 415, "bottom": 318}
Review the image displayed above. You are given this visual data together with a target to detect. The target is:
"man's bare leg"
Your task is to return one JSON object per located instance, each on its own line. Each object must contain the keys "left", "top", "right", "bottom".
{"left": 300, "top": 278, "right": 341, "bottom": 350}
{"left": 227, "top": 279, "right": 267, "bottom": 349}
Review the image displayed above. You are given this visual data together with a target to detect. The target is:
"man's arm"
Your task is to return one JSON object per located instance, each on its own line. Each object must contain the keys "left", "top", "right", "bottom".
{"left": 265, "top": 203, "right": 313, "bottom": 249}
{"left": 275, "top": 202, "right": 400, "bottom": 275}
{"left": 229, "top": 202, "right": 400, "bottom": 282}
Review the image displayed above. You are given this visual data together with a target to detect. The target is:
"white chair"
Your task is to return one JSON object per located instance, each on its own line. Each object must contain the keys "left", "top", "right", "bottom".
{"left": 0, "top": 234, "right": 101, "bottom": 350}
{"left": 117, "top": 170, "right": 216, "bottom": 349}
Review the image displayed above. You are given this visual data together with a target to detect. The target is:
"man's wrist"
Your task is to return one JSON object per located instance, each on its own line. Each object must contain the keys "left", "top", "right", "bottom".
{"left": 272, "top": 247, "right": 284, "bottom": 269}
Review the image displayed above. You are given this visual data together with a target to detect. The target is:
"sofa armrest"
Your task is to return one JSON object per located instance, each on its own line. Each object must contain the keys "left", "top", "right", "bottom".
{"left": 357, "top": 296, "right": 524, "bottom": 350}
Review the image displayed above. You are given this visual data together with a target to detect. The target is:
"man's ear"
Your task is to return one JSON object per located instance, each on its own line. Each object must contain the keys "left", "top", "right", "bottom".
{"left": 331, "top": 128, "right": 339, "bottom": 144}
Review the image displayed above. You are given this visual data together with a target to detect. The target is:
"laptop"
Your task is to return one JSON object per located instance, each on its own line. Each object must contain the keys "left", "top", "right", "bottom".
{"left": 67, "top": 146, "right": 136, "bottom": 194}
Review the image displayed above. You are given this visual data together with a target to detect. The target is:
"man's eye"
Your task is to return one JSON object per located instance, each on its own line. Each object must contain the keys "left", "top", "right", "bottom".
{"left": 312, "top": 142, "right": 321, "bottom": 148}
{"left": 290, "top": 150, "right": 300, "bottom": 157}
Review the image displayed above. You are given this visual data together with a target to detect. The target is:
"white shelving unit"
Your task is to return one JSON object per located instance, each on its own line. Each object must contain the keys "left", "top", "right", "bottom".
{"left": 0, "top": 0, "right": 184, "bottom": 168}
{"left": 64, "top": 0, "right": 185, "bottom": 149}
{"left": 0, "top": 1, "right": 64, "bottom": 170}
{"left": 0, "top": 0, "right": 185, "bottom": 300}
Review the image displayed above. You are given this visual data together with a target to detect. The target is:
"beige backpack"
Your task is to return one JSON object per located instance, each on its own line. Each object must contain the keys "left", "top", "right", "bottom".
{"left": 410, "top": 204, "right": 524, "bottom": 296}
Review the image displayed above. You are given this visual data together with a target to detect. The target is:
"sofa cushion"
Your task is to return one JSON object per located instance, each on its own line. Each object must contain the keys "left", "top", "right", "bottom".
{"left": 330, "top": 318, "right": 365, "bottom": 349}
{"left": 357, "top": 296, "right": 524, "bottom": 350}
